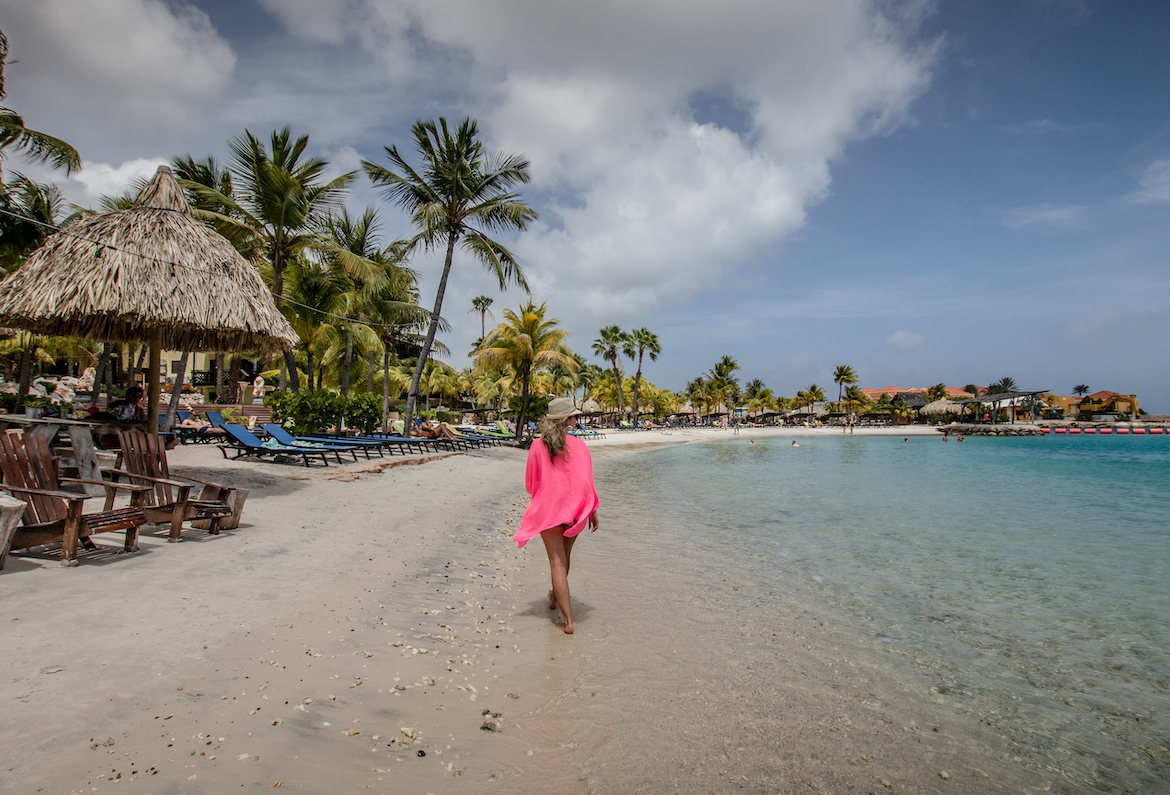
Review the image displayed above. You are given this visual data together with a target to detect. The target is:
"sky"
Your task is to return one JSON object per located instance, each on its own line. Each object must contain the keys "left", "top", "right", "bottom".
{"left": 3, "top": 0, "right": 1169, "bottom": 410}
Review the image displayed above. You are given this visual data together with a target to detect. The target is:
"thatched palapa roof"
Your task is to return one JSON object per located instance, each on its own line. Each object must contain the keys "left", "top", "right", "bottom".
{"left": 0, "top": 166, "right": 297, "bottom": 353}
{"left": 920, "top": 398, "right": 965, "bottom": 416}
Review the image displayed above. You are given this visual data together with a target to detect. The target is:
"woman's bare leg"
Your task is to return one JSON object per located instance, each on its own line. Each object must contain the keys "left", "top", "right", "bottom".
{"left": 548, "top": 532, "right": 578, "bottom": 608}
{"left": 541, "top": 526, "right": 575, "bottom": 634}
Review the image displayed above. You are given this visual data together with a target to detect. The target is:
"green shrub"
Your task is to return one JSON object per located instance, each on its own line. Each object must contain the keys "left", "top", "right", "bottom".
{"left": 0, "top": 393, "right": 17, "bottom": 410}
{"left": 344, "top": 392, "right": 383, "bottom": 434}
{"left": 265, "top": 390, "right": 344, "bottom": 434}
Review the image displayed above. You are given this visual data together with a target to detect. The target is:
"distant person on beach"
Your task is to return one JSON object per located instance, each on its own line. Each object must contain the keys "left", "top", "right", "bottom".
{"left": 109, "top": 386, "right": 145, "bottom": 423}
{"left": 515, "top": 397, "right": 600, "bottom": 635}
{"left": 791, "top": 440, "right": 799, "bottom": 447}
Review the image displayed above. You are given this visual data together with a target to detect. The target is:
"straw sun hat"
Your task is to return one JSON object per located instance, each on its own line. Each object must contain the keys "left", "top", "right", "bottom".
{"left": 545, "top": 397, "right": 583, "bottom": 420}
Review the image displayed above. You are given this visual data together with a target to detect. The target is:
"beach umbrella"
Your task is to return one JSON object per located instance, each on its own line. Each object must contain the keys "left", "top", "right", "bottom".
{"left": 921, "top": 398, "right": 964, "bottom": 416}
{"left": 0, "top": 166, "right": 297, "bottom": 429}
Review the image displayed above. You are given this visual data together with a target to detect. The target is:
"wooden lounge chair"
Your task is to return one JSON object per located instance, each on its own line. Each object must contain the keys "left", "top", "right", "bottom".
{"left": 0, "top": 432, "right": 148, "bottom": 566}
{"left": 105, "top": 429, "right": 235, "bottom": 541}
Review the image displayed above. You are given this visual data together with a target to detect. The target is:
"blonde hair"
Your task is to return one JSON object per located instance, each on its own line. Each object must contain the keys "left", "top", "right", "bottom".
{"left": 537, "top": 415, "right": 571, "bottom": 460}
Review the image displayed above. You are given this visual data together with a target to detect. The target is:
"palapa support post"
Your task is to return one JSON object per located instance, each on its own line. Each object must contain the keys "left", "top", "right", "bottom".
{"left": 147, "top": 329, "right": 162, "bottom": 433}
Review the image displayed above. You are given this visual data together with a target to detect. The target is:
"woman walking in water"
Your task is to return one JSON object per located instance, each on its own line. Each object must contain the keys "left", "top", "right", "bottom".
{"left": 515, "top": 398, "right": 600, "bottom": 634}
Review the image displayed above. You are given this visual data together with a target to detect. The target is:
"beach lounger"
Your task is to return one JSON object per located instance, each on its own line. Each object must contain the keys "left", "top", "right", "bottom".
{"left": 261, "top": 424, "right": 380, "bottom": 459}
{"left": 217, "top": 424, "right": 347, "bottom": 467}
{"left": 0, "top": 432, "right": 149, "bottom": 566}
{"left": 104, "top": 429, "right": 235, "bottom": 541}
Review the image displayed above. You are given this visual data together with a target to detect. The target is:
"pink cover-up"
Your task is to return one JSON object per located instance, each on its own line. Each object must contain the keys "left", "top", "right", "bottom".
{"left": 515, "top": 435, "right": 600, "bottom": 548}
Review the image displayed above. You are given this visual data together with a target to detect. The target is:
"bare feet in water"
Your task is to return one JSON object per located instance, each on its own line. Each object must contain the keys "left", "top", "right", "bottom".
{"left": 549, "top": 590, "right": 573, "bottom": 633}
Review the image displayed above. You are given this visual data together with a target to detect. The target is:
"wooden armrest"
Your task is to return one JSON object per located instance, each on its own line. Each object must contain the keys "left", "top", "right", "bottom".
{"left": 60, "top": 477, "right": 151, "bottom": 493}
{"left": 2, "top": 484, "right": 93, "bottom": 501}
{"left": 168, "top": 473, "right": 232, "bottom": 491}
{"left": 101, "top": 469, "right": 191, "bottom": 490}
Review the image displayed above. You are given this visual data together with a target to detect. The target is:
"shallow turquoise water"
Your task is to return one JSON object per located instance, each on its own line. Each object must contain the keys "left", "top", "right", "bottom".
{"left": 595, "top": 434, "right": 1170, "bottom": 791}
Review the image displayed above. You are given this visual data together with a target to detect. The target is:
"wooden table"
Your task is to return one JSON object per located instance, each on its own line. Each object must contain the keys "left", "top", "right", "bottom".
{"left": 0, "top": 415, "right": 145, "bottom": 496}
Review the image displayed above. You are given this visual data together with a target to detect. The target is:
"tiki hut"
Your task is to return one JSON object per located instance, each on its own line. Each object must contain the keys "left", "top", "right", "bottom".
{"left": 580, "top": 398, "right": 602, "bottom": 415}
{"left": 0, "top": 166, "right": 297, "bottom": 428}
{"left": 920, "top": 399, "right": 965, "bottom": 417}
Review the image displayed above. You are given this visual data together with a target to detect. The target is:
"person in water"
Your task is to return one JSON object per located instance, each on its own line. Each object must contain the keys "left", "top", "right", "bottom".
{"left": 515, "top": 398, "right": 600, "bottom": 635}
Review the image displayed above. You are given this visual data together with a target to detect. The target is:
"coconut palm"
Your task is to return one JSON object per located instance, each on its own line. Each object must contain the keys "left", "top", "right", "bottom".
{"left": 363, "top": 117, "right": 537, "bottom": 437}
{"left": 470, "top": 296, "right": 495, "bottom": 341}
{"left": 181, "top": 127, "right": 356, "bottom": 390}
{"left": 989, "top": 376, "right": 1017, "bottom": 394}
{"left": 926, "top": 383, "right": 948, "bottom": 402}
{"left": 1073, "top": 384, "right": 1090, "bottom": 397}
{"left": 804, "top": 383, "right": 826, "bottom": 413}
{"left": 708, "top": 355, "right": 741, "bottom": 407}
{"left": 843, "top": 384, "right": 868, "bottom": 416}
{"left": 282, "top": 258, "right": 344, "bottom": 391}
{"left": 592, "top": 326, "right": 630, "bottom": 413}
{"left": 832, "top": 364, "right": 859, "bottom": 411}
{"left": 963, "top": 384, "right": 982, "bottom": 397}
{"left": 577, "top": 363, "right": 605, "bottom": 400}
{"left": 623, "top": 327, "right": 661, "bottom": 420}
{"left": 0, "top": 30, "right": 81, "bottom": 182}
{"left": 478, "top": 301, "right": 575, "bottom": 439}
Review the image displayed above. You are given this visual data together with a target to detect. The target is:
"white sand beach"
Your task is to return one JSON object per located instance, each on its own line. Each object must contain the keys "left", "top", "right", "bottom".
{"left": 0, "top": 428, "right": 1051, "bottom": 794}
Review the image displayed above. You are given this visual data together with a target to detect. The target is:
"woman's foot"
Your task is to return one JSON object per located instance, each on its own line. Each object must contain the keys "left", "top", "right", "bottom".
{"left": 556, "top": 618, "right": 574, "bottom": 634}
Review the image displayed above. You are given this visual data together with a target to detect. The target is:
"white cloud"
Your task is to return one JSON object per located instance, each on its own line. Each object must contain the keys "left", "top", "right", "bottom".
{"left": 998, "top": 203, "right": 1085, "bottom": 229}
{"left": 0, "top": 0, "right": 236, "bottom": 160}
{"left": 1128, "top": 159, "right": 1170, "bottom": 204}
{"left": 886, "top": 330, "right": 926, "bottom": 349}
{"left": 254, "top": 0, "right": 938, "bottom": 323}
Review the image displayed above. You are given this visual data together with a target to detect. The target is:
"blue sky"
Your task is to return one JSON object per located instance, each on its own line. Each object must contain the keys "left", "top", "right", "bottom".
{"left": 4, "top": 0, "right": 1168, "bottom": 409}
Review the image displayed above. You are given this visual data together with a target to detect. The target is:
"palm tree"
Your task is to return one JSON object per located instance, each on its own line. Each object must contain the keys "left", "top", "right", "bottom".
{"left": 0, "top": 30, "right": 81, "bottom": 183}
{"left": 832, "top": 364, "right": 859, "bottom": 411}
{"left": 363, "top": 117, "right": 537, "bottom": 438}
{"left": 989, "top": 376, "right": 1017, "bottom": 394}
{"left": 592, "top": 326, "right": 629, "bottom": 414}
{"left": 477, "top": 301, "right": 575, "bottom": 440}
{"left": 623, "top": 327, "right": 661, "bottom": 421}
{"left": 708, "top": 355, "right": 741, "bottom": 407}
{"left": 317, "top": 208, "right": 423, "bottom": 396}
{"left": 182, "top": 127, "right": 356, "bottom": 391}
{"left": 805, "top": 383, "right": 826, "bottom": 413}
{"left": 843, "top": 384, "right": 867, "bottom": 416}
{"left": 1073, "top": 384, "right": 1090, "bottom": 397}
{"left": 926, "top": 383, "right": 948, "bottom": 402}
{"left": 963, "top": 384, "right": 982, "bottom": 397}
{"left": 577, "top": 363, "right": 605, "bottom": 401}
{"left": 470, "top": 296, "right": 495, "bottom": 341}
{"left": 282, "top": 258, "right": 344, "bottom": 391}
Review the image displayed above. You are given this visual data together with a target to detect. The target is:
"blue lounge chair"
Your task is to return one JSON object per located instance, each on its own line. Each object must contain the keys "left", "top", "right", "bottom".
{"left": 217, "top": 424, "right": 347, "bottom": 467}
{"left": 262, "top": 424, "right": 379, "bottom": 459}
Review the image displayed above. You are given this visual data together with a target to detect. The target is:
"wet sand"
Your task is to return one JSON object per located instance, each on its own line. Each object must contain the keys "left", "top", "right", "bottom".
{"left": 0, "top": 429, "right": 1060, "bottom": 794}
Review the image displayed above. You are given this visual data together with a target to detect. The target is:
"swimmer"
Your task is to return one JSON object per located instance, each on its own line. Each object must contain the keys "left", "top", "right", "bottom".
{"left": 903, "top": 437, "right": 909, "bottom": 442}
{"left": 957, "top": 436, "right": 965, "bottom": 442}
{"left": 749, "top": 438, "right": 755, "bottom": 445}
{"left": 791, "top": 440, "right": 799, "bottom": 447}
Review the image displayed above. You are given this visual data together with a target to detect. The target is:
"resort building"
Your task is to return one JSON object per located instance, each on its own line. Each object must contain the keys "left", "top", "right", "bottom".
{"left": 1048, "top": 391, "right": 1139, "bottom": 419}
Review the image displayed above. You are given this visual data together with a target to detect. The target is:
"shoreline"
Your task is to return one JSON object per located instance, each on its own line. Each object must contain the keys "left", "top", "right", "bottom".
{"left": 2, "top": 434, "right": 1054, "bottom": 793}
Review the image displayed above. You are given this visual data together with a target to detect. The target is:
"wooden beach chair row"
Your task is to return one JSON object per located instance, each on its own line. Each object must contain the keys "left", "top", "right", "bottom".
{"left": 0, "top": 429, "right": 245, "bottom": 568}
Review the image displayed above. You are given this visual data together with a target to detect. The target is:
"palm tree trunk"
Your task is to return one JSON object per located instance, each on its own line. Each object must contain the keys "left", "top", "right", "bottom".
{"left": 14, "top": 345, "right": 33, "bottom": 413}
{"left": 515, "top": 364, "right": 532, "bottom": 441}
{"left": 340, "top": 328, "right": 353, "bottom": 397}
{"left": 282, "top": 349, "right": 300, "bottom": 392}
{"left": 609, "top": 355, "right": 625, "bottom": 415}
{"left": 403, "top": 231, "right": 458, "bottom": 439}
{"left": 214, "top": 352, "right": 227, "bottom": 404}
{"left": 163, "top": 351, "right": 190, "bottom": 432}
{"left": 306, "top": 349, "right": 315, "bottom": 392}
{"left": 366, "top": 350, "right": 375, "bottom": 394}
{"left": 95, "top": 344, "right": 111, "bottom": 405}
{"left": 632, "top": 350, "right": 644, "bottom": 420}
{"left": 382, "top": 350, "right": 391, "bottom": 427}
